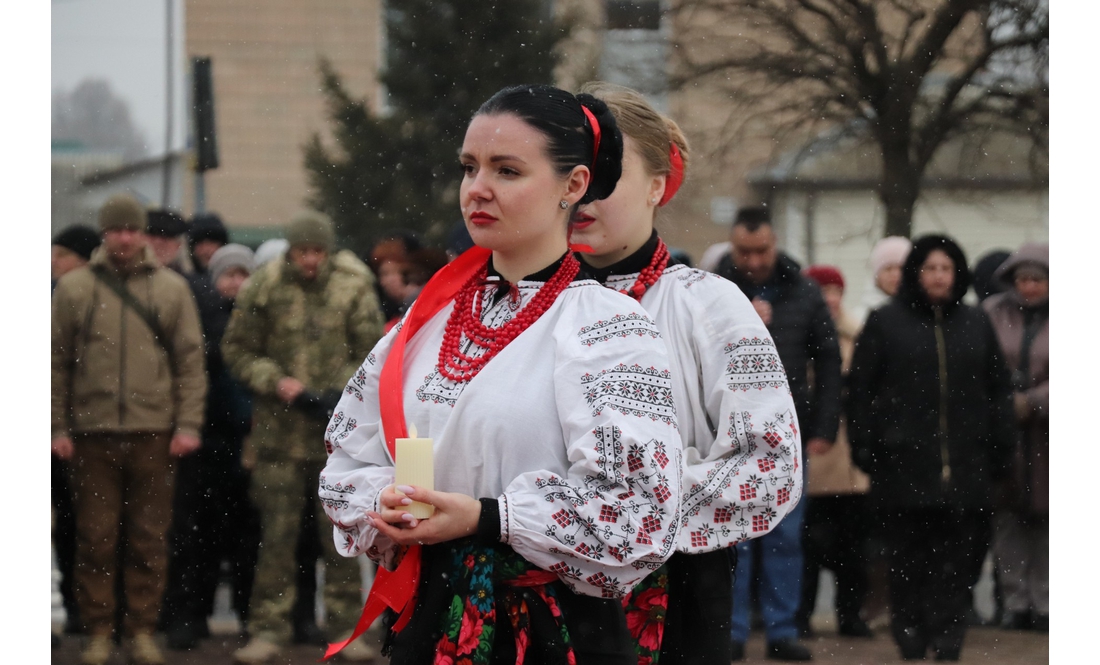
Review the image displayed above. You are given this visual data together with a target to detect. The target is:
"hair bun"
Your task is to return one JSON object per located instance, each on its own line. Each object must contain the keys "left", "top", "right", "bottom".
{"left": 576, "top": 93, "right": 623, "bottom": 204}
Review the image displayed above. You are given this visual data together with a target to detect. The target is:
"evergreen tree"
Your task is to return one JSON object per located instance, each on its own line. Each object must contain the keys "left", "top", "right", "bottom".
{"left": 305, "top": 1, "right": 562, "bottom": 255}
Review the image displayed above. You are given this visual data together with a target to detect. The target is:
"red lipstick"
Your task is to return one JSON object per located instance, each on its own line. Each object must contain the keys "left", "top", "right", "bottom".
{"left": 571, "top": 211, "right": 596, "bottom": 230}
{"left": 469, "top": 211, "right": 498, "bottom": 226}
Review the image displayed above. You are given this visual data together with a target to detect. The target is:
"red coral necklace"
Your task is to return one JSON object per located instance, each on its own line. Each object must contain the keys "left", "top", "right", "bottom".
{"left": 620, "top": 238, "right": 670, "bottom": 301}
{"left": 438, "top": 253, "right": 580, "bottom": 383}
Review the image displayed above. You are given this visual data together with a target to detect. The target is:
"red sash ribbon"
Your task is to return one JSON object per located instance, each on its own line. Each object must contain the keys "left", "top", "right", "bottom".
{"left": 323, "top": 246, "right": 492, "bottom": 660}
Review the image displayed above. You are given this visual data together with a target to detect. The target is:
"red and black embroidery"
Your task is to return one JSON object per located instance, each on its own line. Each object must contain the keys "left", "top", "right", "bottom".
{"left": 324, "top": 410, "right": 357, "bottom": 453}
{"left": 577, "top": 313, "right": 661, "bottom": 347}
{"left": 581, "top": 364, "right": 676, "bottom": 425}
{"left": 345, "top": 365, "right": 369, "bottom": 402}
{"left": 723, "top": 337, "right": 788, "bottom": 392}
{"left": 675, "top": 408, "right": 801, "bottom": 550}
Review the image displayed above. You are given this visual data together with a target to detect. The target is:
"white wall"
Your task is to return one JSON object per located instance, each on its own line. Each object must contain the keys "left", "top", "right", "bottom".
{"left": 775, "top": 188, "right": 1049, "bottom": 322}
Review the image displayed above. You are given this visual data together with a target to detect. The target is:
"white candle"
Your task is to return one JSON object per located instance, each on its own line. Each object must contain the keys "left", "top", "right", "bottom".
{"left": 395, "top": 424, "right": 435, "bottom": 519}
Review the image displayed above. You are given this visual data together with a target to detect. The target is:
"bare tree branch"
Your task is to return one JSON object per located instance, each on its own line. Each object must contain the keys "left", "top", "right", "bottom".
{"left": 671, "top": 0, "right": 1047, "bottom": 236}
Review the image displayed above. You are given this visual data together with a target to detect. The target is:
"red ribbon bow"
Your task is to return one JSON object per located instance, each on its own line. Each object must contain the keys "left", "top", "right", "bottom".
{"left": 658, "top": 142, "right": 684, "bottom": 207}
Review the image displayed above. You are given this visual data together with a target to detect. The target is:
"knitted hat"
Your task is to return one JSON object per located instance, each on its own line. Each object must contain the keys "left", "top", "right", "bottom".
{"left": 208, "top": 243, "right": 255, "bottom": 284}
{"left": 254, "top": 238, "right": 289, "bottom": 266}
{"left": 869, "top": 236, "right": 912, "bottom": 276}
{"left": 804, "top": 264, "right": 845, "bottom": 291}
{"left": 52, "top": 225, "right": 102, "bottom": 260}
{"left": 98, "top": 194, "right": 147, "bottom": 232}
{"left": 188, "top": 213, "right": 229, "bottom": 246}
{"left": 146, "top": 208, "right": 188, "bottom": 238}
{"left": 286, "top": 210, "right": 335, "bottom": 250}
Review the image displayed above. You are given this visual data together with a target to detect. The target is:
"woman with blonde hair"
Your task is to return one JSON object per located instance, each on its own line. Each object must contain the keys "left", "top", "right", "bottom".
{"left": 571, "top": 81, "right": 802, "bottom": 664}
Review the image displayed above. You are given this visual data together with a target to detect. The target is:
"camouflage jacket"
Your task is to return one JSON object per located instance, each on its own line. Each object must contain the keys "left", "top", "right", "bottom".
{"left": 222, "top": 249, "right": 384, "bottom": 461}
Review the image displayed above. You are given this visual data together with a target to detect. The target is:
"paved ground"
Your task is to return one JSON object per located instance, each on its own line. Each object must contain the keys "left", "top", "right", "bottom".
{"left": 51, "top": 624, "right": 1048, "bottom": 664}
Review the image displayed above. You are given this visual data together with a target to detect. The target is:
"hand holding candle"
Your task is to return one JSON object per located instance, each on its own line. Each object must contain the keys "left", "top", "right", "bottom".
{"left": 395, "top": 424, "right": 435, "bottom": 519}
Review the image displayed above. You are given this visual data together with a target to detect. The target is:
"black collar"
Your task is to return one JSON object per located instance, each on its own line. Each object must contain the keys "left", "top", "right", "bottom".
{"left": 485, "top": 252, "right": 583, "bottom": 305}
{"left": 578, "top": 230, "right": 663, "bottom": 285}
{"left": 487, "top": 252, "right": 570, "bottom": 283}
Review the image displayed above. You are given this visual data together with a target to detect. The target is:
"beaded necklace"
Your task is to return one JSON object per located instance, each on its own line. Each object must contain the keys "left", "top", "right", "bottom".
{"left": 619, "top": 237, "right": 670, "bottom": 301}
{"left": 437, "top": 253, "right": 580, "bottom": 383}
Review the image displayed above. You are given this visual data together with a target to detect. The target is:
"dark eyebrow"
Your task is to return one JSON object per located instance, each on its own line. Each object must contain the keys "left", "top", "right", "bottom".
{"left": 459, "top": 152, "right": 527, "bottom": 164}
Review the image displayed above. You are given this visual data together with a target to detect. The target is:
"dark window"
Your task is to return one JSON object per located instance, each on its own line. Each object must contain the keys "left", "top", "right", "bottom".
{"left": 605, "top": 1, "right": 661, "bottom": 31}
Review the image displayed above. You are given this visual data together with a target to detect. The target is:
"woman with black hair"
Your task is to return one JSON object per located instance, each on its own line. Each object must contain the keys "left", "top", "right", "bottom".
{"left": 569, "top": 82, "right": 801, "bottom": 665}
{"left": 847, "top": 234, "right": 1015, "bottom": 661}
{"left": 318, "top": 85, "right": 683, "bottom": 665}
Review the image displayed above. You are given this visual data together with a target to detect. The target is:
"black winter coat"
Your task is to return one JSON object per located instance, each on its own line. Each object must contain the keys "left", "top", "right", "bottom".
{"left": 188, "top": 274, "right": 252, "bottom": 443}
{"left": 846, "top": 236, "right": 1015, "bottom": 510}
{"left": 716, "top": 251, "right": 842, "bottom": 442}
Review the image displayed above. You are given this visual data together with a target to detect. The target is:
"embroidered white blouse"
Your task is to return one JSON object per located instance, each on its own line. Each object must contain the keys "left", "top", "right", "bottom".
{"left": 318, "top": 273, "right": 684, "bottom": 598}
{"left": 602, "top": 263, "right": 803, "bottom": 553}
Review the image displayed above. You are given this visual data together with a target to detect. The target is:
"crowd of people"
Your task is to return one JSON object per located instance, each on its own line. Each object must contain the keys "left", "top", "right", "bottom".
{"left": 51, "top": 81, "right": 1048, "bottom": 665}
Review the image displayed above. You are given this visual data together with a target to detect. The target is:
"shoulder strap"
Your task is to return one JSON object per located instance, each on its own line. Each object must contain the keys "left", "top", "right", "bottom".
{"left": 92, "top": 265, "right": 177, "bottom": 372}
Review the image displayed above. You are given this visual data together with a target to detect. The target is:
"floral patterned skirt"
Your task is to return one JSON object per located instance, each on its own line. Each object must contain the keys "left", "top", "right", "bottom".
{"left": 385, "top": 537, "right": 637, "bottom": 665}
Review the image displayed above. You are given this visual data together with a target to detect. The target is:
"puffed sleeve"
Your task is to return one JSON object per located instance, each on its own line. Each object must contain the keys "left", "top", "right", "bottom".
{"left": 676, "top": 274, "right": 803, "bottom": 552}
{"left": 498, "top": 296, "right": 684, "bottom": 598}
{"left": 318, "top": 324, "right": 403, "bottom": 569}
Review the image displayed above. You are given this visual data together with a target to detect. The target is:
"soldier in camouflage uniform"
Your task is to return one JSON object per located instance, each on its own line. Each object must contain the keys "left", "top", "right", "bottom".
{"left": 221, "top": 211, "right": 385, "bottom": 663}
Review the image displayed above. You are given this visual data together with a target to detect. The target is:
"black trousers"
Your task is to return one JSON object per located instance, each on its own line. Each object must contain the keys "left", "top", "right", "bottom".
{"left": 880, "top": 507, "right": 990, "bottom": 659}
{"left": 161, "top": 433, "right": 261, "bottom": 626}
{"left": 659, "top": 548, "right": 736, "bottom": 665}
{"left": 797, "top": 494, "right": 870, "bottom": 630}
{"left": 52, "top": 457, "right": 79, "bottom": 626}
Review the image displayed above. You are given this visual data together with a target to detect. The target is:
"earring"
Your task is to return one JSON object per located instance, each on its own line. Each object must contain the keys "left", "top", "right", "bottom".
{"left": 559, "top": 200, "right": 569, "bottom": 209}
{"left": 649, "top": 197, "right": 658, "bottom": 205}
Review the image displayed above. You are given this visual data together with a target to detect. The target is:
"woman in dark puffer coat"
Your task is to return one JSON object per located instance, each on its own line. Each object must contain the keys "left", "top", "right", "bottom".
{"left": 847, "top": 234, "right": 1015, "bottom": 661}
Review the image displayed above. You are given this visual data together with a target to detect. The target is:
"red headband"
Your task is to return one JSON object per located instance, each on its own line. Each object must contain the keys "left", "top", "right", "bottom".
{"left": 658, "top": 142, "right": 684, "bottom": 207}
{"left": 581, "top": 105, "right": 601, "bottom": 169}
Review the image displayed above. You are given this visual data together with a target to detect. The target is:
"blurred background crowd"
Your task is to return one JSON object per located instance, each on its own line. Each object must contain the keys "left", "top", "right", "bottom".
{"left": 51, "top": 196, "right": 1048, "bottom": 663}
{"left": 47, "top": 1, "right": 1048, "bottom": 663}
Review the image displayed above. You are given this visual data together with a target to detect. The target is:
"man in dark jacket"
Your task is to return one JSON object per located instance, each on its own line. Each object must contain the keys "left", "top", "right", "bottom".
{"left": 846, "top": 235, "right": 1015, "bottom": 660}
{"left": 147, "top": 209, "right": 192, "bottom": 275}
{"left": 161, "top": 244, "right": 261, "bottom": 649}
{"left": 716, "top": 207, "right": 842, "bottom": 662}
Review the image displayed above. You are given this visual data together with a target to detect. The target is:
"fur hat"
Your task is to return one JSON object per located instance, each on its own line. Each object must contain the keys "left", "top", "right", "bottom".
{"left": 208, "top": 243, "right": 255, "bottom": 284}
{"left": 98, "top": 194, "right": 147, "bottom": 232}
{"left": 869, "top": 236, "right": 912, "bottom": 276}
{"left": 286, "top": 210, "right": 335, "bottom": 250}
{"left": 52, "top": 225, "right": 102, "bottom": 260}
{"left": 993, "top": 242, "right": 1049, "bottom": 284}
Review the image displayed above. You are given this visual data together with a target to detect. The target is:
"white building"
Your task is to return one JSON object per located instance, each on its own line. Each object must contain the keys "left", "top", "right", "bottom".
{"left": 749, "top": 125, "right": 1048, "bottom": 319}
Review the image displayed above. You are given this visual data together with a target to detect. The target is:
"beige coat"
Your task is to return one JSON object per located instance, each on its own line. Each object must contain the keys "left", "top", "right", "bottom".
{"left": 807, "top": 310, "right": 870, "bottom": 496}
{"left": 51, "top": 245, "right": 207, "bottom": 439}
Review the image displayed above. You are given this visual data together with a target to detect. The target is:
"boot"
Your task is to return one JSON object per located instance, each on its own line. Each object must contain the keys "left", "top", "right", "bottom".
{"left": 293, "top": 618, "right": 327, "bottom": 646}
{"left": 766, "top": 638, "right": 813, "bottom": 661}
{"left": 80, "top": 635, "right": 113, "bottom": 665}
{"left": 165, "top": 620, "right": 200, "bottom": 650}
{"left": 130, "top": 632, "right": 166, "bottom": 665}
{"left": 233, "top": 636, "right": 282, "bottom": 664}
